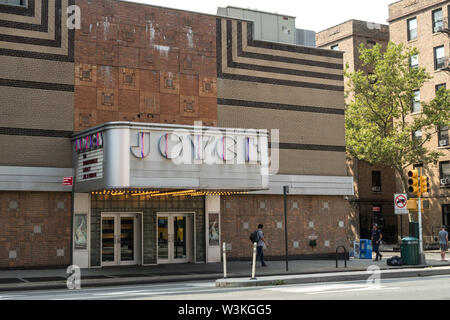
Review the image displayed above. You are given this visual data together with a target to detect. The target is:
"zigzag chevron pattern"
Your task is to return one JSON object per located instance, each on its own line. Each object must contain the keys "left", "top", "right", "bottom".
{"left": 0, "top": 0, "right": 74, "bottom": 61}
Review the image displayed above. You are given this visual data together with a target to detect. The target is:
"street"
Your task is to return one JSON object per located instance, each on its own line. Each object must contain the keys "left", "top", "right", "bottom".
{"left": 1, "top": 275, "right": 450, "bottom": 300}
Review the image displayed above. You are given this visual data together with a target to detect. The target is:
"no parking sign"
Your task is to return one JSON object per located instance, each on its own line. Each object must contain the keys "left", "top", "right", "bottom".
{"left": 394, "top": 193, "right": 408, "bottom": 214}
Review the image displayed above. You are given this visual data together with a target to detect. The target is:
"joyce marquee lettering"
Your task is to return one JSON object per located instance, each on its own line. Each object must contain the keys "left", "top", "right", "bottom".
{"left": 130, "top": 131, "right": 266, "bottom": 165}
{"left": 74, "top": 132, "right": 103, "bottom": 153}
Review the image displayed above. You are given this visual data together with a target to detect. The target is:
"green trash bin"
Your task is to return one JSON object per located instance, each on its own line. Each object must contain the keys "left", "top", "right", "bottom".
{"left": 401, "top": 237, "right": 419, "bottom": 265}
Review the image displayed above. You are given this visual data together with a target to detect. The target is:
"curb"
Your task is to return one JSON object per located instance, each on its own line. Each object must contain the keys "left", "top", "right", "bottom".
{"left": 215, "top": 266, "right": 450, "bottom": 287}
{"left": 0, "top": 274, "right": 224, "bottom": 293}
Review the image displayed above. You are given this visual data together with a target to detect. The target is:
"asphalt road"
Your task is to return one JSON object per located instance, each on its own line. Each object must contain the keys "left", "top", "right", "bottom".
{"left": 1, "top": 274, "right": 450, "bottom": 300}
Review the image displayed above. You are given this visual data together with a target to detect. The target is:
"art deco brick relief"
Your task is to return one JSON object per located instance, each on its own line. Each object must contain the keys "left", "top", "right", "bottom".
{"left": 160, "top": 72, "right": 180, "bottom": 94}
{"left": 180, "top": 96, "right": 199, "bottom": 117}
{"left": 140, "top": 92, "right": 160, "bottom": 115}
{"left": 119, "top": 68, "right": 140, "bottom": 90}
{"left": 199, "top": 77, "right": 217, "bottom": 97}
{"left": 97, "top": 88, "right": 119, "bottom": 111}
{"left": 75, "top": 64, "right": 97, "bottom": 87}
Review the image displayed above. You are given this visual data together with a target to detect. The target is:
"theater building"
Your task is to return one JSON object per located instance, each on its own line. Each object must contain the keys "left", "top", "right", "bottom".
{"left": 0, "top": 0, "right": 353, "bottom": 268}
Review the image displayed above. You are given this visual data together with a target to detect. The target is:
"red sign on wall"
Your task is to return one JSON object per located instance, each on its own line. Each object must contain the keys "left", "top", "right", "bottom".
{"left": 63, "top": 177, "right": 73, "bottom": 186}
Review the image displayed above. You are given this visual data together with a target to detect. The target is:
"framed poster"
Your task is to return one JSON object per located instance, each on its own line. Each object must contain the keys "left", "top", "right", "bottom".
{"left": 74, "top": 214, "right": 88, "bottom": 250}
{"left": 208, "top": 213, "right": 219, "bottom": 247}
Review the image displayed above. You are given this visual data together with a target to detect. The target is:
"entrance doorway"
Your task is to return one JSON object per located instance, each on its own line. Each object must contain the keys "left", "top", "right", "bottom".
{"left": 157, "top": 213, "right": 194, "bottom": 264}
{"left": 101, "top": 213, "right": 141, "bottom": 266}
{"left": 443, "top": 204, "right": 450, "bottom": 229}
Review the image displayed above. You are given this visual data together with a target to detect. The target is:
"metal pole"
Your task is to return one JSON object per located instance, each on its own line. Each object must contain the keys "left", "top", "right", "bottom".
{"left": 70, "top": 172, "right": 75, "bottom": 267}
{"left": 222, "top": 242, "right": 227, "bottom": 279}
{"left": 251, "top": 242, "right": 257, "bottom": 280}
{"left": 283, "top": 186, "right": 289, "bottom": 272}
{"left": 418, "top": 168, "right": 425, "bottom": 264}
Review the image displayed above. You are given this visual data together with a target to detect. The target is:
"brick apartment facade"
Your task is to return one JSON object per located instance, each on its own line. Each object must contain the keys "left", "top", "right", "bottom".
{"left": 316, "top": 20, "right": 400, "bottom": 244}
{"left": 0, "top": 0, "right": 354, "bottom": 268}
{"left": 388, "top": 0, "right": 450, "bottom": 244}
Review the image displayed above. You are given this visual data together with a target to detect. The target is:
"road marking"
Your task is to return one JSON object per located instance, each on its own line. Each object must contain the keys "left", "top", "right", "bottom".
{"left": 265, "top": 283, "right": 400, "bottom": 295}
{"left": 0, "top": 295, "right": 25, "bottom": 300}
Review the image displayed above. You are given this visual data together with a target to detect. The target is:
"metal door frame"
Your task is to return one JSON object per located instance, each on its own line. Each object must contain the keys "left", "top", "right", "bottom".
{"left": 100, "top": 212, "right": 140, "bottom": 266}
{"left": 156, "top": 212, "right": 194, "bottom": 264}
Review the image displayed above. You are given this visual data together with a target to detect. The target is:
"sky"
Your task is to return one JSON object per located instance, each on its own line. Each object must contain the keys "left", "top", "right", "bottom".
{"left": 127, "top": 0, "right": 395, "bottom": 32}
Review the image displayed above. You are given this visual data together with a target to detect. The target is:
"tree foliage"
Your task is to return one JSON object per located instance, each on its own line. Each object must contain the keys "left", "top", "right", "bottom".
{"left": 345, "top": 42, "right": 450, "bottom": 192}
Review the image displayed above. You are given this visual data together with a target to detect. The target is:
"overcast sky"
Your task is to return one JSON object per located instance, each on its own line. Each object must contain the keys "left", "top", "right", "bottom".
{"left": 128, "top": 0, "right": 395, "bottom": 32}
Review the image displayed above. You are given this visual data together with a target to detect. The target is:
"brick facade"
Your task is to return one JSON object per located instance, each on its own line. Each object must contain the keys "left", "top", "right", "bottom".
{"left": 388, "top": 0, "right": 450, "bottom": 243}
{"left": 0, "top": 192, "right": 71, "bottom": 268}
{"left": 221, "top": 195, "right": 353, "bottom": 259}
{"left": 317, "top": 20, "right": 398, "bottom": 243}
{"left": 74, "top": 0, "right": 218, "bottom": 132}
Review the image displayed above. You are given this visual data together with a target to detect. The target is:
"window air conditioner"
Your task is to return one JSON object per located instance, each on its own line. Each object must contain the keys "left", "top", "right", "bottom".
{"left": 372, "top": 186, "right": 381, "bottom": 192}
{"left": 439, "top": 139, "right": 448, "bottom": 147}
{"left": 441, "top": 178, "right": 450, "bottom": 185}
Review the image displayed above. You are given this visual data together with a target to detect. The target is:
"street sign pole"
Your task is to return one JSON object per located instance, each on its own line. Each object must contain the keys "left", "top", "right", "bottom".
{"left": 418, "top": 168, "right": 425, "bottom": 264}
{"left": 283, "top": 185, "right": 289, "bottom": 272}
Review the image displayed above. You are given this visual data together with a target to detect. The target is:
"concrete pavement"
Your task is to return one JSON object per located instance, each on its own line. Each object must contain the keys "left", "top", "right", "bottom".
{"left": 0, "top": 251, "right": 449, "bottom": 292}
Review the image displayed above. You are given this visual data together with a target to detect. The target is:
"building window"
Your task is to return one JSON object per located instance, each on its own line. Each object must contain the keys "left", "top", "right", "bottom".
{"left": 432, "top": 8, "right": 444, "bottom": 33}
{"left": 440, "top": 161, "right": 450, "bottom": 186}
{"left": 410, "top": 54, "right": 419, "bottom": 68}
{"left": 372, "top": 171, "right": 382, "bottom": 192}
{"left": 438, "top": 126, "right": 449, "bottom": 147}
{"left": 407, "top": 17, "right": 418, "bottom": 41}
{"left": 436, "top": 83, "right": 447, "bottom": 93}
{"left": 0, "top": 0, "right": 26, "bottom": 6}
{"left": 367, "top": 40, "right": 376, "bottom": 48}
{"left": 411, "top": 90, "right": 421, "bottom": 113}
{"left": 434, "top": 45, "right": 446, "bottom": 70}
{"left": 413, "top": 129, "right": 422, "bottom": 141}
{"left": 331, "top": 44, "right": 339, "bottom": 51}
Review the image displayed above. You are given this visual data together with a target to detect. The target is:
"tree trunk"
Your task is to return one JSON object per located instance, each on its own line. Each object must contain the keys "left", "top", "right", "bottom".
{"left": 395, "top": 167, "right": 408, "bottom": 193}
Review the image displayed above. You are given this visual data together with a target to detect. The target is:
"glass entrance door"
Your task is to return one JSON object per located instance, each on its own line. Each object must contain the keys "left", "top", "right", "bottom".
{"left": 101, "top": 213, "right": 137, "bottom": 266}
{"left": 157, "top": 214, "right": 190, "bottom": 264}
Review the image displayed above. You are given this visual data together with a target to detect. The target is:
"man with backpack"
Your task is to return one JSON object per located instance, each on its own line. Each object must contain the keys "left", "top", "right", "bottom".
{"left": 250, "top": 224, "right": 268, "bottom": 267}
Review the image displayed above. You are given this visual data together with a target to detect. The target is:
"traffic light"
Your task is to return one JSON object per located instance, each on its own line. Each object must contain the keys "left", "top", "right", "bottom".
{"left": 408, "top": 169, "right": 420, "bottom": 195}
{"left": 420, "top": 176, "right": 429, "bottom": 193}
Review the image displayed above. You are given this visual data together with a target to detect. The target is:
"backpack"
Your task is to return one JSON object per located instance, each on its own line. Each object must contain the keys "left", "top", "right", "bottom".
{"left": 387, "top": 255, "right": 403, "bottom": 266}
{"left": 250, "top": 230, "right": 259, "bottom": 243}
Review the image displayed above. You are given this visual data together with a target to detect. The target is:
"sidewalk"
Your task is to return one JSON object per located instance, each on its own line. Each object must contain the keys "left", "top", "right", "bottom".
{"left": 0, "top": 251, "right": 449, "bottom": 292}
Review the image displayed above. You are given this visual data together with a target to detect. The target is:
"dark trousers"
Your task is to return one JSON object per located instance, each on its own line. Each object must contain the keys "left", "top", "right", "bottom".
{"left": 372, "top": 241, "right": 381, "bottom": 260}
{"left": 256, "top": 246, "right": 266, "bottom": 265}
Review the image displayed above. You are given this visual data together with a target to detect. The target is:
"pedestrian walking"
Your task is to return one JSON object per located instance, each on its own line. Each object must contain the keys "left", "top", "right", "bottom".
{"left": 371, "top": 224, "right": 383, "bottom": 261}
{"left": 256, "top": 224, "right": 268, "bottom": 267}
{"left": 438, "top": 225, "right": 448, "bottom": 261}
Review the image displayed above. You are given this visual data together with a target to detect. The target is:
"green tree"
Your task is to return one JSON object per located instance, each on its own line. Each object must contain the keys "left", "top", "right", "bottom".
{"left": 345, "top": 42, "right": 450, "bottom": 193}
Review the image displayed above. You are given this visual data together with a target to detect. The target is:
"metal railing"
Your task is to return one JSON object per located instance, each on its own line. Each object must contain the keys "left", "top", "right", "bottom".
{"left": 335, "top": 246, "right": 348, "bottom": 268}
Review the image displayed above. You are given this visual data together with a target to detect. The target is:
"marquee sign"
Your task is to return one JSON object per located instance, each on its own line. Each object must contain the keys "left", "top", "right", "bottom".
{"left": 71, "top": 122, "right": 269, "bottom": 192}
{"left": 74, "top": 132, "right": 103, "bottom": 153}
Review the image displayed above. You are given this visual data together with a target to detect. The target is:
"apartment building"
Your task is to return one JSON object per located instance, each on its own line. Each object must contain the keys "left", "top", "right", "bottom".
{"left": 316, "top": 20, "right": 399, "bottom": 243}
{"left": 388, "top": 0, "right": 450, "bottom": 244}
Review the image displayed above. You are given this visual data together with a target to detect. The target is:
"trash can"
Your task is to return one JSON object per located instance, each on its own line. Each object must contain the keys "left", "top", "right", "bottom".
{"left": 401, "top": 237, "right": 419, "bottom": 265}
{"left": 360, "top": 239, "right": 372, "bottom": 259}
